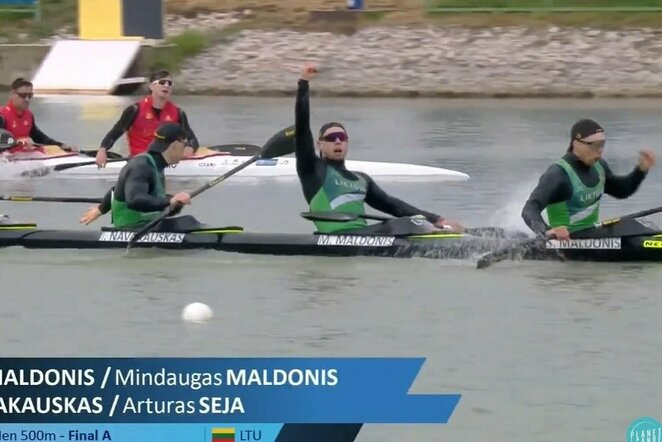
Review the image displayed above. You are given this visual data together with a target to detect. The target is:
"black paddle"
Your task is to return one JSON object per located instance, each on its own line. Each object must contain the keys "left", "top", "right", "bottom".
{"left": 0, "top": 195, "right": 101, "bottom": 203}
{"left": 475, "top": 205, "right": 662, "bottom": 269}
{"left": 301, "top": 211, "right": 391, "bottom": 223}
{"left": 299, "top": 211, "right": 509, "bottom": 237}
{"left": 23, "top": 143, "right": 273, "bottom": 175}
{"left": 126, "top": 126, "right": 296, "bottom": 248}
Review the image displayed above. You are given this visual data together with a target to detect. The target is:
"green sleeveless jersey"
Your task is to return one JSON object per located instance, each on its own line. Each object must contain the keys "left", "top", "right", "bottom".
{"left": 309, "top": 166, "right": 368, "bottom": 233}
{"left": 111, "top": 154, "right": 166, "bottom": 229}
{"left": 546, "top": 158, "right": 605, "bottom": 232}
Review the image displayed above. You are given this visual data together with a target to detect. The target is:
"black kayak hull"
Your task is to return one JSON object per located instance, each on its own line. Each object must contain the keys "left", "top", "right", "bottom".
{"left": 2, "top": 227, "right": 662, "bottom": 262}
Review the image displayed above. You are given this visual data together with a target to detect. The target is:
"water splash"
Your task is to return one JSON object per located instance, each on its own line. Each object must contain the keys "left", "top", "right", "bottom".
{"left": 485, "top": 176, "right": 541, "bottom": 236}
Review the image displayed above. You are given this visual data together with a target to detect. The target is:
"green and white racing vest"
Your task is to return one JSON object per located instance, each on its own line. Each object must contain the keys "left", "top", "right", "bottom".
{"left": 309, "top": 166, "right": 368, "bottom": 233}
{"left": 111, "top": 154, "right": 166, "bottom": 229}
{"left": 546, "top": 158, "right": 605, "bottom": 232}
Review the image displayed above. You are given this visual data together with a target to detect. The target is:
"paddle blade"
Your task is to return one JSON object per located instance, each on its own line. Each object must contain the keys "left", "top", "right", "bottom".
{"left": 475, "top": 236, "right": 545, "bottom": 269}
{"left": 475, "top": 252, "right": 500, "bottom": 269}
{"left": 300, "top": 211, "right": 360, "bottom": 222}
{"left": 261, "top": 125, "right": 296, "bottom": 159}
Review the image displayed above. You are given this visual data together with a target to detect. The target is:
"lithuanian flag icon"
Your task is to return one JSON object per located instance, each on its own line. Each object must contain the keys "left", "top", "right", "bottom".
{"left": 212, "top": 428, "right": 235, "bottom": 442}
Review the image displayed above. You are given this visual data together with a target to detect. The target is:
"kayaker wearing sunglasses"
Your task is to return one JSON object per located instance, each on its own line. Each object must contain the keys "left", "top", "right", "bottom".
{"left": 521, "top": 118, "right": 656, "bottom": 241}
{"left": 95, "top": 70, "right": 200, "bottom": 167}
{"left": 294, "top": 61, "right": 464, "bottom": 235}
{"left": 80, "top": 122, "right": 193, "bottom": 230}
{"left": 0, "top": 77, "right": 75, "bottom": 154}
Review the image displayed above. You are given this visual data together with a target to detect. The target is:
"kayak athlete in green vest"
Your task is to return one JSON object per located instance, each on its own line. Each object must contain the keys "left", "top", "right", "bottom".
{"left": 295, "top": 62, "right": 464, "bottom": 234}
{"left": 521, "top": 118, "right": 656, "bottom": 241}
{"left": 79, "top": 122, "right": 192, "bottom": 230}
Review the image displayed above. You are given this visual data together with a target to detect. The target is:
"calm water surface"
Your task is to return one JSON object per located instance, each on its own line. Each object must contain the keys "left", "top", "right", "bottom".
{"left": 1, "top": 95, "right": 661, "bottom": 441}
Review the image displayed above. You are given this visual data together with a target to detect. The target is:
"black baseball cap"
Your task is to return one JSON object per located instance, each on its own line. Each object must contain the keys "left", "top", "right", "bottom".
{"left": 568, "top": 119, "right": 604, "bottom": 151}
{"left": 571, "top": 119, "right": 604, "bottom": 141}
{"left": 148, "top": 122, "right": 187, "bottom": 153}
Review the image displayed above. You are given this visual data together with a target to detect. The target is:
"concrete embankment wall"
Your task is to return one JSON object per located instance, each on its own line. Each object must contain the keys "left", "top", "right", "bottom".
{"left": 174, "top": 26, "right": 662, "bottom": 98}
{"left": 5, "top": 23, "right": 662, "bottom": 98}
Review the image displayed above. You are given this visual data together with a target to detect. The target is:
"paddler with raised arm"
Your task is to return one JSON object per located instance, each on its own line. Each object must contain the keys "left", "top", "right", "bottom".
{"left": 95, "top": 70, "right": 200, "bottom": 167}
{"left": 295, "top": 62, "right": 464, "bottom": 234}
{"left": 521, "top": 118, "right": 656, "bottom": 240}
{"left": 80, "top": 122, "right": 194, "bottom": 231}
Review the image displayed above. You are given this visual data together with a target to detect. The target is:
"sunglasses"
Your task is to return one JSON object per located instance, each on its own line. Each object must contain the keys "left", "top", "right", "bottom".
{"left": 152, "top": 79, "right": 174, "bottom": 86}
{"left": 15, "top": 92, "right": 33, "bottom": 99}
{"left": 320, "top": 132, "right": 348, "bottom": 142}
{"left": 579, "top": 139, "right": 606, "bottom": 149}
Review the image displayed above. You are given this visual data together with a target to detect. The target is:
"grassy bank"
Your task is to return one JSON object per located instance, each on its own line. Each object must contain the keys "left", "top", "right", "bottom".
{"left": 165, "top": 0, "right": 662, "bottom": 28}
{"left": 429, "top": 0, "right": 662, "bottom": 7}
{"left": 0, "top": 0, "right": 76, "bottom": 43}
{"left": 422, "top": 0, "right": 662, "bottom": 27}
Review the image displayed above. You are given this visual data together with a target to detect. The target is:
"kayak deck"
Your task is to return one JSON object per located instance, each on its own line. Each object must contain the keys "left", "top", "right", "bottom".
{"left": 2, "top": 226, "right": 662, "bottom": 262}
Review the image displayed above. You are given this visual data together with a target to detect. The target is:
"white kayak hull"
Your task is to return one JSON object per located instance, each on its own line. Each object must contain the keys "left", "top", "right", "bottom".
{"left": 0, "top": 152, "right": 470, "bottom": 181}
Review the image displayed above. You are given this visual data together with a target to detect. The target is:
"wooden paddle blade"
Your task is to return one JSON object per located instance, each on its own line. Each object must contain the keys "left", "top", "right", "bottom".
{"left": 261, "top": 125, "right": 296, "bottom": 158}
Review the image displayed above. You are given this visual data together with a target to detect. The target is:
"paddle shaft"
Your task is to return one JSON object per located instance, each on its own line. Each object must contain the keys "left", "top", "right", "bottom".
{"left": 0, "top": 195, "right": 101, "bottom": 203}
{"left": 127, "top": 154, "right": 262, "bottom": 247}
{"left": 189, "top": 154, "right": 261, "bottom": 198}
{"left": 126, "top": 125, "right": 296, "bottom": 248}
{"left": 596, "top": 205, "right": 662, "bottom": 227}
{"left": 54, "top": 158, "right": 127, "bottom": 171}
{"left": 42, "top": 144, "right": 264, "bottom": 172}
{"left": 300, "top": 211, "right": 512, "bottom": 237}
{"left": 476, "top": 204, "right": 662, "bottom": 269}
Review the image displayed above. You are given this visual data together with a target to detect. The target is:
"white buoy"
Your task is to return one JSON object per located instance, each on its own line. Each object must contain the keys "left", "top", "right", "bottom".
{"left": 182, "top": 302, "right": 213, "bottom": 323}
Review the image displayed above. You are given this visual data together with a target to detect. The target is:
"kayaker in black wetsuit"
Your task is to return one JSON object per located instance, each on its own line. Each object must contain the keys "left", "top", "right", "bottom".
{"left": 295, "top": 62, "right": 464, "bottom": 235}
{"left": 80, "top": 122, "right": 194, "bottom": 231}
{"left": 521, "top": 118, "right": 655, "bottom": 240}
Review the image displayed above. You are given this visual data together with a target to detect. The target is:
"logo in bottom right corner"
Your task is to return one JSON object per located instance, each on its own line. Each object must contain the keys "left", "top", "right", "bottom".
{"left": 627, "top": 417, "right": 661, "bottom": 442}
